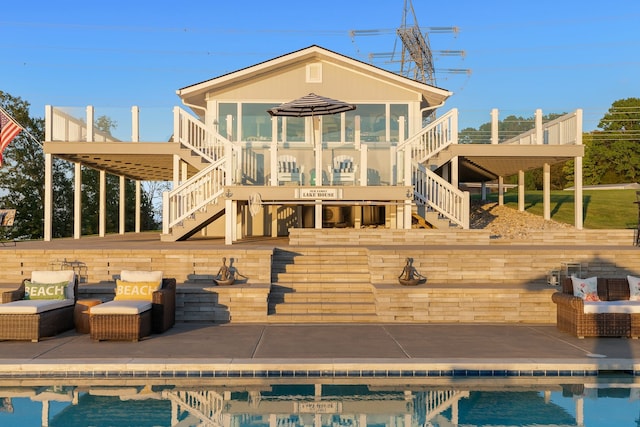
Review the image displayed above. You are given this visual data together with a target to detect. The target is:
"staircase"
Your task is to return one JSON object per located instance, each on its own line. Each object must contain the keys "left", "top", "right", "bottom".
{"left": 268, "top": 248, "right": 378, "bottom": 323}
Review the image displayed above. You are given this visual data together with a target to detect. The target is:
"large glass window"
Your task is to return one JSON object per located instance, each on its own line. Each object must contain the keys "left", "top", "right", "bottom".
{"left": 322, "top": 114, "right": 342, "bottom": 143}
{"left": 347, "top": 104, "right": 385, "bottom": 142}
{"left": 390, "top": 104, "right": 409, "bottom": 142}
{"left": 279, "top": 117, "right": 305, "bottom": 143}
{"left": 218, "top": 103, "right": 237, "bottom": 141}
{"left": 241, "top": 103, "right": 273, "bottom": 141}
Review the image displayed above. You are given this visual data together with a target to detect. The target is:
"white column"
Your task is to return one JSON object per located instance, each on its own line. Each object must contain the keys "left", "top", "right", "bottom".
{"left": 535, "top": 108, "right": 543, "bottom": 144}
{"left": 543, "top": 163, "right": 551, "bottom": 220}
{"left": 162, "top": 191, "right": 169, "bottom": 235}
{"left": 575, "top": 108, "right": 584, "bottom": 230}
{"left": 41, "top": 400, "right": 49, "bottom": 427}
{"left": 270, "top": 117, "right": 278, "bottom": 186}
{"left": 481, "top": 181, "right": 487, "bottom": 200}
{"left": 119, "top": 175, "right": 126, "bottom": 234}
{"left": 99, "top": 170, "right": 106, "bottom": 237}
{"left": 172, "top": 154, "right": 181, "bottom": 186}
{"left": 135, "top": 181, "right": 141, "bottom": 233}
{"left": 225, "top": 198, "right": 233, "bottom": 245}
{"left": 131, "top": 106, "right": 139, "bottom": 142}
{"left": 490, "top": 108, "right": 499, "bottom": 144}
{"left": 226, "top": 115, "right": 234, "bottom": 185}
{"left": 315, "top": 201, "right": 322, "bottom": 229}
{"left": 86, "top": 105, "right": 94, "bottom": 142}
{"left": 44, "top": 153, "right": 53, "bottom": 241}
{"left": 74, "top": 163, "right": 82, "bottom": 239}
{"left": 518, "top": 170, "right": 525, "bottom": 212}
{"left": 575, "top": 396, "right": 584, "bottom": 426}
{"left": 498, "top": 176, "right": 504, "bottom": 206}
{"left": 271, "top": 206, "right": 278, "bottom": 237}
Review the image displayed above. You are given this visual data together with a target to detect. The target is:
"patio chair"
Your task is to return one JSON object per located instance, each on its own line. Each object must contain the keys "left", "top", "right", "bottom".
{"left": 328, "top": 155, "right": 357, "bottom": 185}
{"left": 277, "top": 155, "right": 304, "bottom": 185}
{"left": 0, "top": 270, "right": 78, "bottom": 342}
{"left": 89, "top": 270, "right": 176, "bottom": 342}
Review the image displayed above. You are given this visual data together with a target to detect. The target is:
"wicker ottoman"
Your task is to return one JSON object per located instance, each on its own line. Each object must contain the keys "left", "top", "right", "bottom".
{"left": 89, "top": 300, "right": 152, "bottom": 342}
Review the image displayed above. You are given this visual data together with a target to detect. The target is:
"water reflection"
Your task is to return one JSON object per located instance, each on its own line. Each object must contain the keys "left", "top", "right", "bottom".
{"left": 0, "top": 378, "right": 639, "bottom": 426}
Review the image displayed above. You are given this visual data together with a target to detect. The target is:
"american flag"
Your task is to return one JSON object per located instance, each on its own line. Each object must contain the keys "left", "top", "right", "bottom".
{"left": 0, "top": 108, "right": 22, "bottom": 166}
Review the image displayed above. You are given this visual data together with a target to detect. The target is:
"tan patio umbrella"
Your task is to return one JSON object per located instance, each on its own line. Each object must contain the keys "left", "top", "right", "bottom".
{"left": 267, "top": 93, "right": 356, "bottom": 186}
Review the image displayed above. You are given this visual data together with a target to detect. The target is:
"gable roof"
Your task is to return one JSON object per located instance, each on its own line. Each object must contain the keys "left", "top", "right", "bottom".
{"left": 176, "top": 45, "right": 452, "bottom": 110}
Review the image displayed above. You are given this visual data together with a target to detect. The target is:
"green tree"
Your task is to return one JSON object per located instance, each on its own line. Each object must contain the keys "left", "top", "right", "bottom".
{"left": 564, "top": 98, "right": 640, "bottom": 185}
{"left": 0, "top": 92, "right": 74, "bottom": 239}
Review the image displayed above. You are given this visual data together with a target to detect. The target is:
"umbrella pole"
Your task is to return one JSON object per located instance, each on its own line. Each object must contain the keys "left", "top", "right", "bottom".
{"left": 313, "top": 115, "right": 322, "bottom": 187}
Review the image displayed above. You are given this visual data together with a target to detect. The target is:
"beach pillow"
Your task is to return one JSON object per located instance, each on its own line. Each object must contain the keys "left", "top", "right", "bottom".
{"left": 30, "top": 270, "right": 75, "bottom": 300}
{"left": 571, "top": 276, "right": 600, "bottom": 302}
{"left": 628, "top": 275, "right": 640, "bottom": 301}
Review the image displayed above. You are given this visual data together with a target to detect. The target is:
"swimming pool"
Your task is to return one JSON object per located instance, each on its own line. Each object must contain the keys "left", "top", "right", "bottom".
{"left": 1, "top": 377, "right": 638, "bottom": 426}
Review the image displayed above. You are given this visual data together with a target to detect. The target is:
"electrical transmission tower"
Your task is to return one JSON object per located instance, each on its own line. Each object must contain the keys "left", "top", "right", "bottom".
{"left": 396, "top": 0, "right": 437, "bottom": 86}
{"left": 351, "top": 0, "right": 468, "bottom": 88}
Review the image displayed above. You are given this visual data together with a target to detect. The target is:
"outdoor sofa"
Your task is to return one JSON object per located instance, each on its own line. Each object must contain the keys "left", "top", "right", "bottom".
{"left": 89, "top": 270, "right": 176, "bottom": 342}
{"left": 0, "top": 270, "right": 78, "bottom": 342}
{"left": 552, "top": 276, "right": 640, "bottom": 338}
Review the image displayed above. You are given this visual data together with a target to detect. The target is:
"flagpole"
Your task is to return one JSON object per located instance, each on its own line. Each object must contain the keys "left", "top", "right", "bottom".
{"left": 0, "top": 106, "right": 41, "bottom": 146}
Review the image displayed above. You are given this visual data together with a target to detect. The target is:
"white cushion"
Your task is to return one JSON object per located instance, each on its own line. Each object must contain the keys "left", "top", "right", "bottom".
{"left": 628, "top": 275, "right": 640, "bottom": 301}
{"left": 0, "top": 299, "right": 73, "bottom": 314}
{"left": 90, "top": 300, "right": 151, "bottom": 315}
{"left": 120, "top": 270, "right": 162, "bottom": 285}
{"left": 571, "top": 275, "right": 600, "bottom": 301}
{"left": 583, "top": 301, "right": 640, "bottom": 314}
{"left": 31, "top": 270, "right": 75, "bottom": 300}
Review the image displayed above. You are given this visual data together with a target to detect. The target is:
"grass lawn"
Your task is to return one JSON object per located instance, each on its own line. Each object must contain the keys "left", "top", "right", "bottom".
{"left": 479, "top": 189, "right": 639, "bottom": 229}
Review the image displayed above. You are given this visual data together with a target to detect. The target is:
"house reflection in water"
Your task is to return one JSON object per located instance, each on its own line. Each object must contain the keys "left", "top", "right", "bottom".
{"left": 1, "top": 380, "right": 630, "bottom": 427}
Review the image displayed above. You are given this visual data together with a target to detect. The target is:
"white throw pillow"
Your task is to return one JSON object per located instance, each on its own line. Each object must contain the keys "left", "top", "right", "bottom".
{"left": 30, "top": 270, "right": 75, "bottom": 300}
{"left": 120, "top": 270, "right": 163, "bottom": 285}
{"left": 571, "top": 275, "right": 600, "bottom": 302}
{"left": 628, "top": 275, "right": 640, "bottom": 301}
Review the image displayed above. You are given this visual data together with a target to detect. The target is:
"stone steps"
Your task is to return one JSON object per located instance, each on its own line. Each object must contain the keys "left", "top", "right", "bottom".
{"left": 269, "top": 248, "right": 375, "bottom": 321}
{"left": 266, "top": 313, "right": 380, "bottom": 323}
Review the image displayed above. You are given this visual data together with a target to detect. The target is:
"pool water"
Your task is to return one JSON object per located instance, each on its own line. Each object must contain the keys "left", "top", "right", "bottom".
{"left": 0, "top": 379, "right": 638, "bottom": 426}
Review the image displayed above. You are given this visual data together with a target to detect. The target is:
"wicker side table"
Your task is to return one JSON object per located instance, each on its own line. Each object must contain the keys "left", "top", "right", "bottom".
{"left": 74, "top": 299, "right": 102, "bottom": 334}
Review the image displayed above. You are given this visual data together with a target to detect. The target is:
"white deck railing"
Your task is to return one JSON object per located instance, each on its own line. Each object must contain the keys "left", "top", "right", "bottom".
{"left": 398, "top": 108, "right": 458, "bottom": 163}
{"left": 501, "top": 110, "right": 581, "bottom": 145}
{"left": 164, "top": 159, "right": 226, "bottom": 230}
{"left": 412, "top": 162, "right": 469, "bottom": 229}
{"left": 50, "top": 107, "right": 119, "bottom": 142}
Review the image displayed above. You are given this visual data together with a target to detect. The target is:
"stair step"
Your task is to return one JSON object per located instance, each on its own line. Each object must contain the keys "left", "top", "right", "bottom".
{"left": 272, "top": 265, "right": 370, "bottom": 273}
{"left": 272, "top": 302, "right": 377, "bottom": 315}
{"left": 274, "top": 273, "right": 371, "bottom": 283}
{"left": 271, "top": 283, "right": 373, "bottom": 292}
{"left": 270, "top": 291, "right": 375, "bottom": 304}
{"left": 266, "top": 313, "right": 380, "bottom": 323}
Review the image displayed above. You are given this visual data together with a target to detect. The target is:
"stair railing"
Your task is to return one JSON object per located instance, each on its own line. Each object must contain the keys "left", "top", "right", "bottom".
{"left": 174, "top": 106, "right": 227, "bottom": 163}
{"left": 412, "top": 162, "right": 469, "bottom": 229}
{"left": 397, "top": 108, "right": 458, "bottom": 163}
{"left": 163, "top": 159, "right": 226, "bottom": 232}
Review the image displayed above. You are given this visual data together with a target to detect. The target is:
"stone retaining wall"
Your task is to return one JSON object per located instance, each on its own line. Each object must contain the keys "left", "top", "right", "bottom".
{"left": 2, "top": 234, "right": 639, "bottom": 325}
{"left": 289, "top": 228, "right": 636, "bottom": 246}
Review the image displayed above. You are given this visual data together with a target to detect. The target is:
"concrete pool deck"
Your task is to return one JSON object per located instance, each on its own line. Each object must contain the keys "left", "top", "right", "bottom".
{"left": 1, "top": 323, "right": 640, "bottom": 378}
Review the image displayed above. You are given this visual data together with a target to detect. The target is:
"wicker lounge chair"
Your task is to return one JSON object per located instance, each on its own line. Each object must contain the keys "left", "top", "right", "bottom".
{"left": 0, "top": 270, "right": 78, "bottom": 342}
{"left": 89, "top": 271, "right": 176, "bottom": 342}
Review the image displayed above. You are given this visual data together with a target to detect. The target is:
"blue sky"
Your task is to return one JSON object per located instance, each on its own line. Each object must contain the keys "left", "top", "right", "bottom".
{"left": 3, "top": 0, "right": 639, "bottom": 135}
